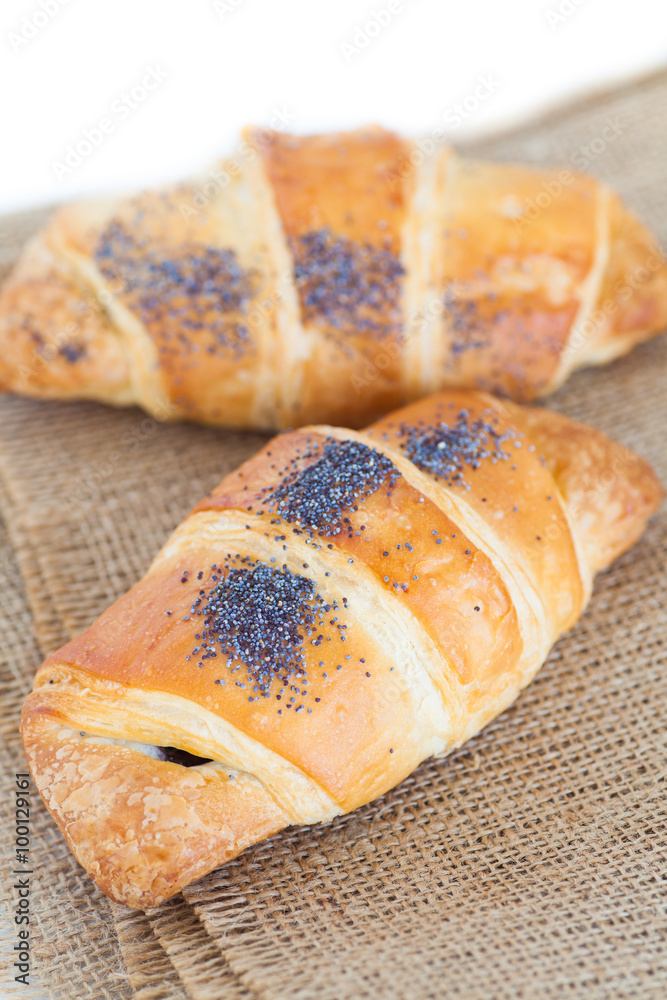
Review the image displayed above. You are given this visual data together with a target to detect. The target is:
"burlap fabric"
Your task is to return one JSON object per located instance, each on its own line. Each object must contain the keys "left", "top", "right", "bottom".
{"left": 1, "top": 69, "right": 667, "bottom": 1000}
{"left": 0, "top": 517, "right": 136, "bottom": 1000}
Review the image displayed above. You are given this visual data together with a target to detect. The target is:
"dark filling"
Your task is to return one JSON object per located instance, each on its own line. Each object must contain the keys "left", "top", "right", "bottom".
{"left": 155, "top": 746, "right": 213, "bottom": 767}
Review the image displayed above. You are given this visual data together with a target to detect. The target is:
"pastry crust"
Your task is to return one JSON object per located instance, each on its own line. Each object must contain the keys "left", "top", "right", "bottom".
{"left": 2, "top": 128, "right": 666, "bottom": 428}
{"left": 21, "top": 391, "right": 663, "bottom": 908}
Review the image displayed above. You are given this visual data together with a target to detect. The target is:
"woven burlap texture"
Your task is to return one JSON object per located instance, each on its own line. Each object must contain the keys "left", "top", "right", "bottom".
{"left": 1, "top": 68, "right": 667, "bottom": 1000}
{"left": 0, "top": 515, "right": 137, "bottom": 1000}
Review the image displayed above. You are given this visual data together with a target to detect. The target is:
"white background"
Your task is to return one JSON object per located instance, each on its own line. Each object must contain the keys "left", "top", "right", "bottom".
{"left": 0, "top": 0, "right": 665, "bottom": 214}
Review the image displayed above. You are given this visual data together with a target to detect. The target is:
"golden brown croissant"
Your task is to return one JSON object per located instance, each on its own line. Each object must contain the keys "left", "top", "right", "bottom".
{"left": 2, "top": 127, "right": 667, "bottom": 429}
{"left": 21, "top": 390, "right": 663, "bottom": 909}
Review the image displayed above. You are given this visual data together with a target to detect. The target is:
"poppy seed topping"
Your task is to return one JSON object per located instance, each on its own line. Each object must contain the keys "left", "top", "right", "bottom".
{"left": 260, "top": 437, "right": 400, "bottom": 537}
{"left": 291, "top": 228, "right": 404, "bottom": 343}
{"left": 189, "top": 559, "right": 347, "bottom": 710}
{"left": 396, "top": 409, "right": 515, "bottom": 489}
{"left": 95, "top": 218, "right": 256, "bottom": 358}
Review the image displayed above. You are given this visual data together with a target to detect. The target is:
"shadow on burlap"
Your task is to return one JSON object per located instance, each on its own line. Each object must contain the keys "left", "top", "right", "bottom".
{"left": 1, "top": 69, "right": 667, "bottom": 1000}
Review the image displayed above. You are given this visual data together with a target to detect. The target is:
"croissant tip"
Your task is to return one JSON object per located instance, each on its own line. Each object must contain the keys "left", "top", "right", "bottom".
{"left": 593, "top": 197, "right": 667, "bottom": 360}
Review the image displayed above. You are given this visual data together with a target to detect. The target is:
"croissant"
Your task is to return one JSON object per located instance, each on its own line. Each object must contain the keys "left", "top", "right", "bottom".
{"left": 2, "top": 127, "right": 667, "bottom": 430}
{"left": 21, "top": 389, "right": 663, "bottom": 908}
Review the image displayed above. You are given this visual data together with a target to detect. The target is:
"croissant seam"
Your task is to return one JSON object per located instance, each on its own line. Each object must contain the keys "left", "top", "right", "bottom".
{"left": 324, "top": 424, "right": 552, "bottom": 656}
{"left": 32, "top": 670, "right": 340, "bottom": 824}
{"left": 153, "top": 508, "right": 464, "bottom": 746}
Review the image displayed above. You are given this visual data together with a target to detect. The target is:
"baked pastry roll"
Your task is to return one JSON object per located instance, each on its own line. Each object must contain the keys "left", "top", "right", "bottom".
{"left": 21, "top": 390, "right": 663, "bottom": 908}
{"left": 2, "top": 127, "right": 666, "bottom": 429}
